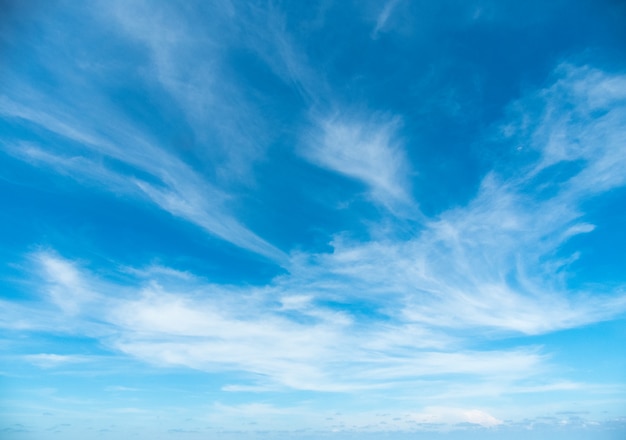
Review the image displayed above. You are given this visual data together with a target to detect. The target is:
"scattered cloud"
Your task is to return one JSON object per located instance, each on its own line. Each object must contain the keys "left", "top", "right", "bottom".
{"left": 372, "top": 0, "right": 402, "bottom": 39}
{"left": 101, "top": 0, "right": 271, "bottom": 184}
{"left": 0, "top": 96, "right": 286, "bottom": 263}
{"left": 23, "top": 354, "right": 90, "bottom": 369}
{"left": 409, "top": 406, "right": 502, "bottom": 427}
{"left": 303, "top": 112, "right": 414, "bottom": 213}
{"left": 6, "top": 250, "right": 545, "bottom": 395}
{"left": 2, "top": 0, "right": 626, "bottom": 435}
{"left": 5, "top": 64, "right": 626, "bottom": 405}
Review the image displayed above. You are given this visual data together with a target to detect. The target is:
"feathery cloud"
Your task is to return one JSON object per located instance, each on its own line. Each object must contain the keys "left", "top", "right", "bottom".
{"left": 303, "top": 112, "right": 413, "bottom": 213}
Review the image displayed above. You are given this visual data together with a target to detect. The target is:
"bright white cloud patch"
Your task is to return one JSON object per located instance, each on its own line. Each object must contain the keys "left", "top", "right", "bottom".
{"left": 304, "top": 112, "right": 412, "bottom": 212}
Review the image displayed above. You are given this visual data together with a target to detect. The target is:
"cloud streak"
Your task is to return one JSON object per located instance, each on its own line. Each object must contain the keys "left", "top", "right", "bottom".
{"left": 372, "top": 0, "right": 402, "bottom": 39}
{"left": 0, "top": 1, "right": 289, "bottom": 263}
{"left": 303, "top": 112, "right": 414, "bottom": 213}
{"left": 0, "top": 93, "right": 286, "bottom": 262}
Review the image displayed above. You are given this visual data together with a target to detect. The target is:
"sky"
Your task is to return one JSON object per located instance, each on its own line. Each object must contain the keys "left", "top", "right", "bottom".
{"left": 1, "top": 0, "right": 626, "bottom": 439}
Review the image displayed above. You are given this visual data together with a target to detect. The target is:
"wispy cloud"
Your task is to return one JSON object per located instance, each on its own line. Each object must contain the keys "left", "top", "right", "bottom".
{"left": 35, "top": 252, "right": 94, "bottom": 315}
{"left": 2, "top": 0, "right": 626, "bottom": 431}
{"left": 7, "top": 250, "right": 546, "bottom": 395}
{"left": 0, "top": 2, "right": 288, "bottom": 263}
{"left": 0, "top": 95, "right": 286, "bottom": 262}
{"left": 102, "top": 0, "right": 271, "bottom": 184}
{"left": 408, "top": 406, "right": 502, "bottom": 427}
{"left": 293, "top": 64, "right": 626, "bottom": 335}
{"left": 510, "top": 64, "right": 626, "bottom": 195}
{"left": 23, "top": 354, "right": 91, "bottom": 369}
{"left": 6, "top": 64, "right": 626, "bottom": 403}
{"left": 372, "top": 0, "right": 402, "bottom": 39}
{"left": 303, "top": 111, "right": 414, "bottom": 214}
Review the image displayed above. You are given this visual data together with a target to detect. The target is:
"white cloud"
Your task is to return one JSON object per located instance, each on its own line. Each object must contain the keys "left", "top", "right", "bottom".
{"left": 303, "top": 112, "right": 414, "bottom": 213}
{"left": 102, "top": 0, "right": 270, "bottom": 184}
{"left": 289, "top": 65, "right": 626, "bottom": 336}
{"left": 23, "top": 353, "right": 90, "bottom": 368}
{"left": 4, "top": 66, "right": 626, "bottom": 405}
{"left": 6, "top": 250, "right": 626, "bottom": 432}
{"left": 0, "top": 98, "right": 286, "bottom": 263}
{"left": 372, "top": 0, "right": 401, "bottom": 38}
{"left": 3, "top": 37, "right": 626, "bottom": 429}
{"left": 0, "top": 0, "right": 291, "bottom": 263}
{"left": 34, "top": 252, "right": 94, "bottom": 315}
{"left": 507, "top": 64, "right": 626, "bottom": 195}
{"left": 409, "top": 406, "right": 502, "bottom": 427}
{"left": 9, "top": 251, "right": 548, "bottom": 395}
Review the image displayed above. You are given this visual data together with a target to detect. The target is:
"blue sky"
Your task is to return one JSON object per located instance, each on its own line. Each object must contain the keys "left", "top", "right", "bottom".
{"left": 1, "top": 0, "right": 626, "bottom": 439}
